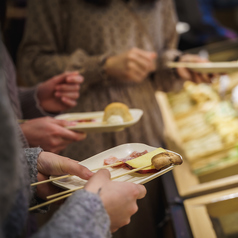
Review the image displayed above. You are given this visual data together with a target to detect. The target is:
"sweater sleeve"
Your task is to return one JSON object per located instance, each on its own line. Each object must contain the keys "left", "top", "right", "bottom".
{"left": 24, "top": 147, "right": 45, "bottom": 208}
{"left": 32, "top": 190, "right": 111, "bottom": 238}
{"left": 153, "top": 0, "right": 184, "bottom": 92}
{"left": 18, "top": 86, "right": 50, "bottom": 119}
{"left": 18, "top": 0, "right": 110, "bottom": 88}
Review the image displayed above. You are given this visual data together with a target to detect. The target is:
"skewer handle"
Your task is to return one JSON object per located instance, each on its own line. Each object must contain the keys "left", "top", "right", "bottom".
{"left": 29, "top": 165, "right": 175, "bottom": 211}
{"left": 29, "top": 193, "right": 72, "bottom": 211}
{"left": 47, "top": 164, "right": 150, "bottom": 200}
{"left": 30, "top": 161, "right": 124, "bottom": 187}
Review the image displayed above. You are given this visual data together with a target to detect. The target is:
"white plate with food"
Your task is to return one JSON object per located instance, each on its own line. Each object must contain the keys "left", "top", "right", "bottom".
{"left": 167, "top": 61, "right": 238, "bottom": 74}
{"left": 51, "top": 143, "right": 183, "bottom": 190}
{"left": 55, "top": 109, "right": 143, "bottom": 133}
{"left": 55, "top": 102, "right": 143, "bottom": 133}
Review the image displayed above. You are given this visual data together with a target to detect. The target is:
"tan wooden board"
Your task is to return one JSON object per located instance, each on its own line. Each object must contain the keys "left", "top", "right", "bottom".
{"left": 184, "top": 187, "right": 238, "bottom": 238}
{"left": 155, "top": 91, "right": 238, "bottom": 198}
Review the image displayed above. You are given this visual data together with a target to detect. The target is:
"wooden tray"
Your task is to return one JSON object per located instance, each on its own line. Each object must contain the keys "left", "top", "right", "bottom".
{"left": 184, "top": 187, "right": 238, "bottom": 238}
{"left": 155, "top": 91, "right": 238, "bottom": 198}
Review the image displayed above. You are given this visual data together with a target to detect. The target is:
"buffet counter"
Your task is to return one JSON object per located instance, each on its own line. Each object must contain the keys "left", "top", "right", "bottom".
{"left": 156, "top": 72, "right": 238, "bottom": 237}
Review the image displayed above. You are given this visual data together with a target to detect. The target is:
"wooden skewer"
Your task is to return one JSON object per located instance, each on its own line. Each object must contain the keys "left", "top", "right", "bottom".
{"left": 29, "top": 193, "right": 73, "bottom": 212}
{"left": 30, "top": 161, "right": 124, "bottom": 187}
{"left": 46, "top": 164, "right": 152, "bottom": 200}
{"left": 29, "top": 164, "right": 175, "bottom": 212}
{"left": 29, "top": 164, "right": 152, "bottom": 211}
{"left": 29, "top": 151, "right": 183, "bottom": 211}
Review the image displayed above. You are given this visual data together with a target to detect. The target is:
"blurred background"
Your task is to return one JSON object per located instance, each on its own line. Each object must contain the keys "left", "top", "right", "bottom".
{"left": 3, "top": 0, "right": 238, "bottom": 64}
{"left": 2, "top": 1, "right": 238, "bottom": 237}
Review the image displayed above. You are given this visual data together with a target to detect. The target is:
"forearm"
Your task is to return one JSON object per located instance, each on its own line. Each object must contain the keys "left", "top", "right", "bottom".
{"left": 32, "top": 190, "right": 111, "bottom": 238}
{"left": 153, "top": 0, "right": 184, "bottom": 91}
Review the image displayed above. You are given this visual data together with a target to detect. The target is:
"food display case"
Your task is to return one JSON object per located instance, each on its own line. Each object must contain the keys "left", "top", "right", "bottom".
{"left": 155, "top": 72, "right": 238, "bottom": 198}
{"left": 184, "top": 187, "right": 238, "bottom": 238}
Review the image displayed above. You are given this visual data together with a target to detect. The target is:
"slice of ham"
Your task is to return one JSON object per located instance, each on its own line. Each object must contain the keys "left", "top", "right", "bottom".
{"left": 104, "top": 156, "right": 120, "bottom": 165}
{"left": 103, "top": 150, "right": 149, "bottom": 168}
{"left": 121, "top": 150, "right": 148, "bottom": 162}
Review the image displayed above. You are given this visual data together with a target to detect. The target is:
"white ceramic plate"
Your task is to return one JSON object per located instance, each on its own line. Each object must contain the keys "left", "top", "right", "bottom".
{"left": 167, "top": 61, "right": 238, "bottom": 74}
{"left": 55, "top": 109, "right": 143, "bottom": 133}
{"left": 51, "top": 143, "right": 182, "bottom": 190}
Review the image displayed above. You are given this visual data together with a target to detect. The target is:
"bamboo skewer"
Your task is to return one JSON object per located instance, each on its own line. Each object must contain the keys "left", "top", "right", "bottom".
{"left": 29, "top": 164, "right": 155, "bottom": 211}
{"left": 46, "top": 164, "right": 152, "bottom": 200}
{"left": 29, "top": 193, "right": 73, "bottom": 211}
{"left": 30, "top": 161, "right": 124, "bottom": 187}
{"left": 29, "top": 151, "right": 182, "bottom": 211}
{"left": 29, "top": 164, "right": 176, "bottom": 212}
{"left": 46, "top": 185, "right": 84, "bottom": 200}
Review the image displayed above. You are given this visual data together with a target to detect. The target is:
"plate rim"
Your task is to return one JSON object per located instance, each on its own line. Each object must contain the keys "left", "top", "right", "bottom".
{"left": 55, "top": 109, "right": 143, "bottom": 132}
{"left": 51, "top": 143, "right": 182, "bottom": 189}
{"left": 167, "top": 61, "right": 238, "bottom": 69}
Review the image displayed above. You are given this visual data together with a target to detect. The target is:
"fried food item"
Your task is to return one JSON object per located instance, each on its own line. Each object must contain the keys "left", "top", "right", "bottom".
{"left": 125, "top": 148, "right": 183, "bottom": 173}
{"left": 151, "top": 152, "right": 183, "bottom": 170}
{"left": 103, "top": 102, "right": 133, "bottom": 123}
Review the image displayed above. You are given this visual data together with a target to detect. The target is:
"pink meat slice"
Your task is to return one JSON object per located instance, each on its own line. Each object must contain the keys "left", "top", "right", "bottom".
{"left": 104, "top": 156, "right": 120, "bottom": 165}
{"left": 104, "top": 150, "right": 148, "bottom": 166}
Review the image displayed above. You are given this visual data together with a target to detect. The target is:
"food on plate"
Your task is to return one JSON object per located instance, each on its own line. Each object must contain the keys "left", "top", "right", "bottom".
{"left": 126, "top": 148, "right": 182, "bottom": 173}
{"left": 103, "top": 102, "right": 133, "bottom": 123}
{"left": 104, "top": 150, "right": 148, "bottom": 167}
{"left": 106, "top": 115, "right": 124, "bottom": 124}
{"left": 151, "top": 151, "right": 183, "bottom": 170}
{"left": 104, "top": 148, "right": 182, "bottom": 174}
{"left": 73, "top": 118, "right": 96, "bottom": 123}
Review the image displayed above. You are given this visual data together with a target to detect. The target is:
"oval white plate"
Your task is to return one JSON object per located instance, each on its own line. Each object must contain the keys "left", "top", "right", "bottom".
{"left": 167, "top": 61, "right": 238, "bottom": 74}
{"left": 55, "top": 109, "right": 143, "bottom": 133}
{"left": 51, "top": 143, "right": 182, "bottom": 190}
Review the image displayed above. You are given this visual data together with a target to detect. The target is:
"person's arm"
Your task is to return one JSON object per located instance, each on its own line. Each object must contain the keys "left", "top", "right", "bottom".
{"left": 21, "top": 117, "right": 87, "bottom": 153}
{"left": 154, "top": 0, "right": 213, "bottom": 91}
{"left": 19, "top": 72, "right": 84, "bottom": 119}
{"left": 31, "top": 168, "right": 145, "bottom": 238}
{"left": 152, "top": 0, "right": 183, "bottom": 91}
{"left": 24, "top": 149, "right": 110, "bottom": 238}
{"left": 32, "top": 190, "right": 111, "bottom": 238}
{"left": 18, "top": 0, "right": 111, "bottom": 88}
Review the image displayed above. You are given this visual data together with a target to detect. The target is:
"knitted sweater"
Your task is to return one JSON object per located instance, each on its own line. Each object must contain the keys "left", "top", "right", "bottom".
{"left": 2, "top": 41, "right": 54, "bottom": 148}
{"left": 0, "top": 35, "right": 111, "bottom": 238}
{"left": 18, "top": 0, "right": 182, "bottom": 161}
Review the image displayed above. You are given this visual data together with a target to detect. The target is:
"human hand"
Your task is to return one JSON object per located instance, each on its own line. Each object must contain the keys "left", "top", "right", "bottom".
{"left": 36, "top": 151, "right": 94, "bottom": 199}
{"left": 84, "top": 169, "right": 146, "bottom": 232}
{"left": 176, "top": 54, "right": 217, "bottom": 83}
{"left": 20, "top": 117, "right": 86, "bottom": 153}
{"left": 104, "top": 48, "right": 157, "bottom": 83}
{"left": 37, "top": 71, "right": 84, "bottom": 113}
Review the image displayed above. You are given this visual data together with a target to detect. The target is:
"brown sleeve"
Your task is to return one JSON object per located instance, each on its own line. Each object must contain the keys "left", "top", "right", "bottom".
{"left": 17, "top": 0, "right": 109, "bottom": 87}
{"left": 153, "top": 0, "right": 183, "bottom": 92}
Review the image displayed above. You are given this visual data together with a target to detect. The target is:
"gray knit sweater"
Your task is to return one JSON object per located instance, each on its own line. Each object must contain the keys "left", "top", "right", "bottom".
{"left": 2, "top": 41, "right": 55, "bottom": 148}
{"left": 0, "top": 36, "right": 111, "bottom": 238}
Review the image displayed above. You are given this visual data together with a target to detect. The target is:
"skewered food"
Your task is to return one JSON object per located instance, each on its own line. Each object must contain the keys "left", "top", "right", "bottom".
{"left": 125, "top": 148, "right": 182, "bottom": 173}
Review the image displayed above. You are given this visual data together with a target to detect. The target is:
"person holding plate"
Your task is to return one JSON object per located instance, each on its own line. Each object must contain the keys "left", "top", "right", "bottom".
{"left": 18, "top": 0, "right": 213, "bottom": 161}
{"left": 0, "top": 6, "right": 88, "bottom": 153}
{"left": 0, "top": 38, "right": 146, "bottom": 236}
{"left": 17, "top": 0, "right": 214, "bottom": 237}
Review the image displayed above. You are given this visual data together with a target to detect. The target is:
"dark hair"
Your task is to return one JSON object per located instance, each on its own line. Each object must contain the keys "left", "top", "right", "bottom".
{"left": 85, "top": 0, "right": 156, "bottom": 6}
{"left": 0, "top": 0, "right": 6, "bottom": 30}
